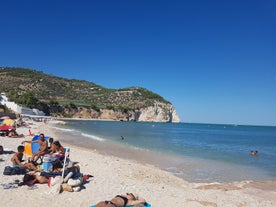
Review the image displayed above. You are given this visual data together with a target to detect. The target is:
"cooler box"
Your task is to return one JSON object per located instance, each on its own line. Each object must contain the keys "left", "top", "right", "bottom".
{"left": 42, "top": 157, "right": 57, "bottom": 172}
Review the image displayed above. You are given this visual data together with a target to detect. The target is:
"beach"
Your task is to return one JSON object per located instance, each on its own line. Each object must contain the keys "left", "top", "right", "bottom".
{"left": 0, "top": 120, "right": 276, "bottom": 207}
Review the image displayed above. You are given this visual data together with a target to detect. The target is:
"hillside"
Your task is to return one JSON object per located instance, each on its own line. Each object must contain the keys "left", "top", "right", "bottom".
{"left": 0, "top": 67, "right": 180, "bottom": 122}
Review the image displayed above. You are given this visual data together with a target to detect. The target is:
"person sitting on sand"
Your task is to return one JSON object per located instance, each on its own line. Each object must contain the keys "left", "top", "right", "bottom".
{"left": 11, "top": 145, "right": 25, "bottom": 167}
{"left": 94, "top": 193, "right": 147, "bottom": 207}
{"left": 51, "top": 141, "right": 65, "bottom": 155}
{"left": 22, "top": 133, "right": 49, "bottom": 163}
{"left": 48, "top": 137, "right": 54, "bottom": 150}
{"left": 45, "top": 140, "right": 65, "bottom": 160}
{"left": 11, "top": 145, "right": 37, "bottom": 171}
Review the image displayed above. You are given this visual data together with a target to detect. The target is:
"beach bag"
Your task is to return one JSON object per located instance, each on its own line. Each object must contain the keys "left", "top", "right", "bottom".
{"left": 3, "top": 166, "right": 13, "bottom": 175}
{"left": 3, "top": 166, "right": 26, "bottom": 175}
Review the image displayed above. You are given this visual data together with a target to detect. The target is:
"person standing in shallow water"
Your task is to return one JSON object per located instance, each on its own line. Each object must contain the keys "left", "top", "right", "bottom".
{"left": 250, "top": 150, "right": 259, "bottom": 156}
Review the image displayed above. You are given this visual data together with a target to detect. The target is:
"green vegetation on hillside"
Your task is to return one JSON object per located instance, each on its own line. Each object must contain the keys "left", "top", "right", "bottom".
{"left": 0, "top": 67, "right": 169, "bottom": 115}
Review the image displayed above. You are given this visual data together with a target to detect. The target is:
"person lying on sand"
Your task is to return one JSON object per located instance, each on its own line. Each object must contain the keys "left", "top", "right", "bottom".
{"left": 7, "top": 129, "right": 24, "bottom": 138}
{"left": 21, "top": 171, "right": 49, "bottom": 186}
{"left": 0, "top": 145, "right": 15, "bottom": 154}
{"left": 94, "top": 193, "right": 147, "bottom": 207}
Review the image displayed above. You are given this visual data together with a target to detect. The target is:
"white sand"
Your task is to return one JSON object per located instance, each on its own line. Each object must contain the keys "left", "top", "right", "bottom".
{"left": 0, "top": 121, "right": 275, "bottom": 207}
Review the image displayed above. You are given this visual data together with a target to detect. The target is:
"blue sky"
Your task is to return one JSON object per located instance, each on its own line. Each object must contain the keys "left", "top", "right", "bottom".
{"left": 1, "top": 0, "right": 275, "bottom": 126}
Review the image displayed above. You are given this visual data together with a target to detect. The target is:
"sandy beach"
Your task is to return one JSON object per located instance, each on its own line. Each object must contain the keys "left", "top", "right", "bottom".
{"left": 0, "top": 120, "right": 276, "bottom": 207}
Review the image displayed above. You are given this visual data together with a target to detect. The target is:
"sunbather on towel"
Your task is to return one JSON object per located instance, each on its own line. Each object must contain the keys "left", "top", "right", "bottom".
{"left": 21, "top": 171, "right": 49, "bottom": 186}
{"left": 0, "top": 145, "right": 15, "bottom": 154}
{"left": 94, "top": 193, "right": 146, "bottom": 207}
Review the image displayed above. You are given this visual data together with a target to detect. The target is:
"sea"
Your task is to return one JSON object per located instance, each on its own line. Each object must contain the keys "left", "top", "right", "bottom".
{"left": 49, "top": 120, "right": 276, "bottom": 183}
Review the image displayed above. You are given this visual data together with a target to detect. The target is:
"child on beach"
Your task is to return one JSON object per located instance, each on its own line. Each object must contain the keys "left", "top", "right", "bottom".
{"left": 10, "top": 145, "right": 37, "bottom": 171}
{"left": 11, "top": 145, "right": 24, "bottom": 166}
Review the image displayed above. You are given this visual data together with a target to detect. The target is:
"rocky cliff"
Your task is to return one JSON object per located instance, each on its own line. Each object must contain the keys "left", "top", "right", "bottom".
{"left": 61, "top": 101, "right": 180, "bottom": 123}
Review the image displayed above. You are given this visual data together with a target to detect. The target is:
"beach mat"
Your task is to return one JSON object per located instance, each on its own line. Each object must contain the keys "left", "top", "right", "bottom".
{"left": 90, "top": 203, "right": 151, "bottom": 207}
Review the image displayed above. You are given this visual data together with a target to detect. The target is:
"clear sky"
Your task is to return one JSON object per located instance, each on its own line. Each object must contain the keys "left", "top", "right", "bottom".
{"left": 1, "top": 0, "right": 275, "bottom": 126}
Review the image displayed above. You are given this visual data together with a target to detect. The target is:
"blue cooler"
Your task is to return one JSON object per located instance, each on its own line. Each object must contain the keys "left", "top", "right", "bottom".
{"left": 42, "top": 157, "right": 56, "bottom": 172}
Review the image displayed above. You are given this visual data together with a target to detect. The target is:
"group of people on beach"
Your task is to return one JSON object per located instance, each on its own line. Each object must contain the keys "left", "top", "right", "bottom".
{"left": 2, "top": 132, "right": 92, "bottom": 193}
{"left": 0, "top": 117, "right": 25, "bottom": 138}
{"left": 1, "top": 129, "right": 148, "bottom": 206}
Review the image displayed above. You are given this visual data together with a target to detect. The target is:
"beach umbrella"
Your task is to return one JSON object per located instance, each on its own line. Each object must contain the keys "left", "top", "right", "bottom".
{"left": 61, "top": 148, "right": 69, "bottom": 180}
{"left": 3, "top": 118, "right": 15, "bottom": 126}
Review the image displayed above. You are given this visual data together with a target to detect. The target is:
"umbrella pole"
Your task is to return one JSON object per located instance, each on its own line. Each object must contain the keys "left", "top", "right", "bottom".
{"left": 61, "top": 148, "right": 68, "bottom": 181}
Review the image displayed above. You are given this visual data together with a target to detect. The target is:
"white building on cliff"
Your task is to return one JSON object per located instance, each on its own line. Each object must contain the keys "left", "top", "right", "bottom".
{"left": 0, "top": 92, "right": 45, "bottom": 116}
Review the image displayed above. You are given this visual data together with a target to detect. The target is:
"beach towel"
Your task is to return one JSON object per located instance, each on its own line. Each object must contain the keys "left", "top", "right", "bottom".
{"left": 24, "top": 143, "right": 32, "bottom": 156}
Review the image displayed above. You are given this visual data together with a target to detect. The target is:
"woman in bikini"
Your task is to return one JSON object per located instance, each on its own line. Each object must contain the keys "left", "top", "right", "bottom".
{"left": 95, "top": 193, "right": 146, "bottom": 207}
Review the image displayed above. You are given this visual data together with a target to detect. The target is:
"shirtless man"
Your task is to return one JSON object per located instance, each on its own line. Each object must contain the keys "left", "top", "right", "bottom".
{"left": 22, "top": 133, "right": 49, "bottom": 162}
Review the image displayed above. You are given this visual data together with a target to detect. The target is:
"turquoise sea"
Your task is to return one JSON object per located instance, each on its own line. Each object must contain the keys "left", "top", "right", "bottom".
{"left": 50, "top": 120, "right": 276, "bottom": 183}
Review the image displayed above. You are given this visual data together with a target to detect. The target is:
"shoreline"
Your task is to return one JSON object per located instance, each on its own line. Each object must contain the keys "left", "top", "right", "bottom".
{"left": 0, "top": 120, "right": 276, "bottom": 206}
{"left": 51, "top": 120, "right": 275, "bottom": 183}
